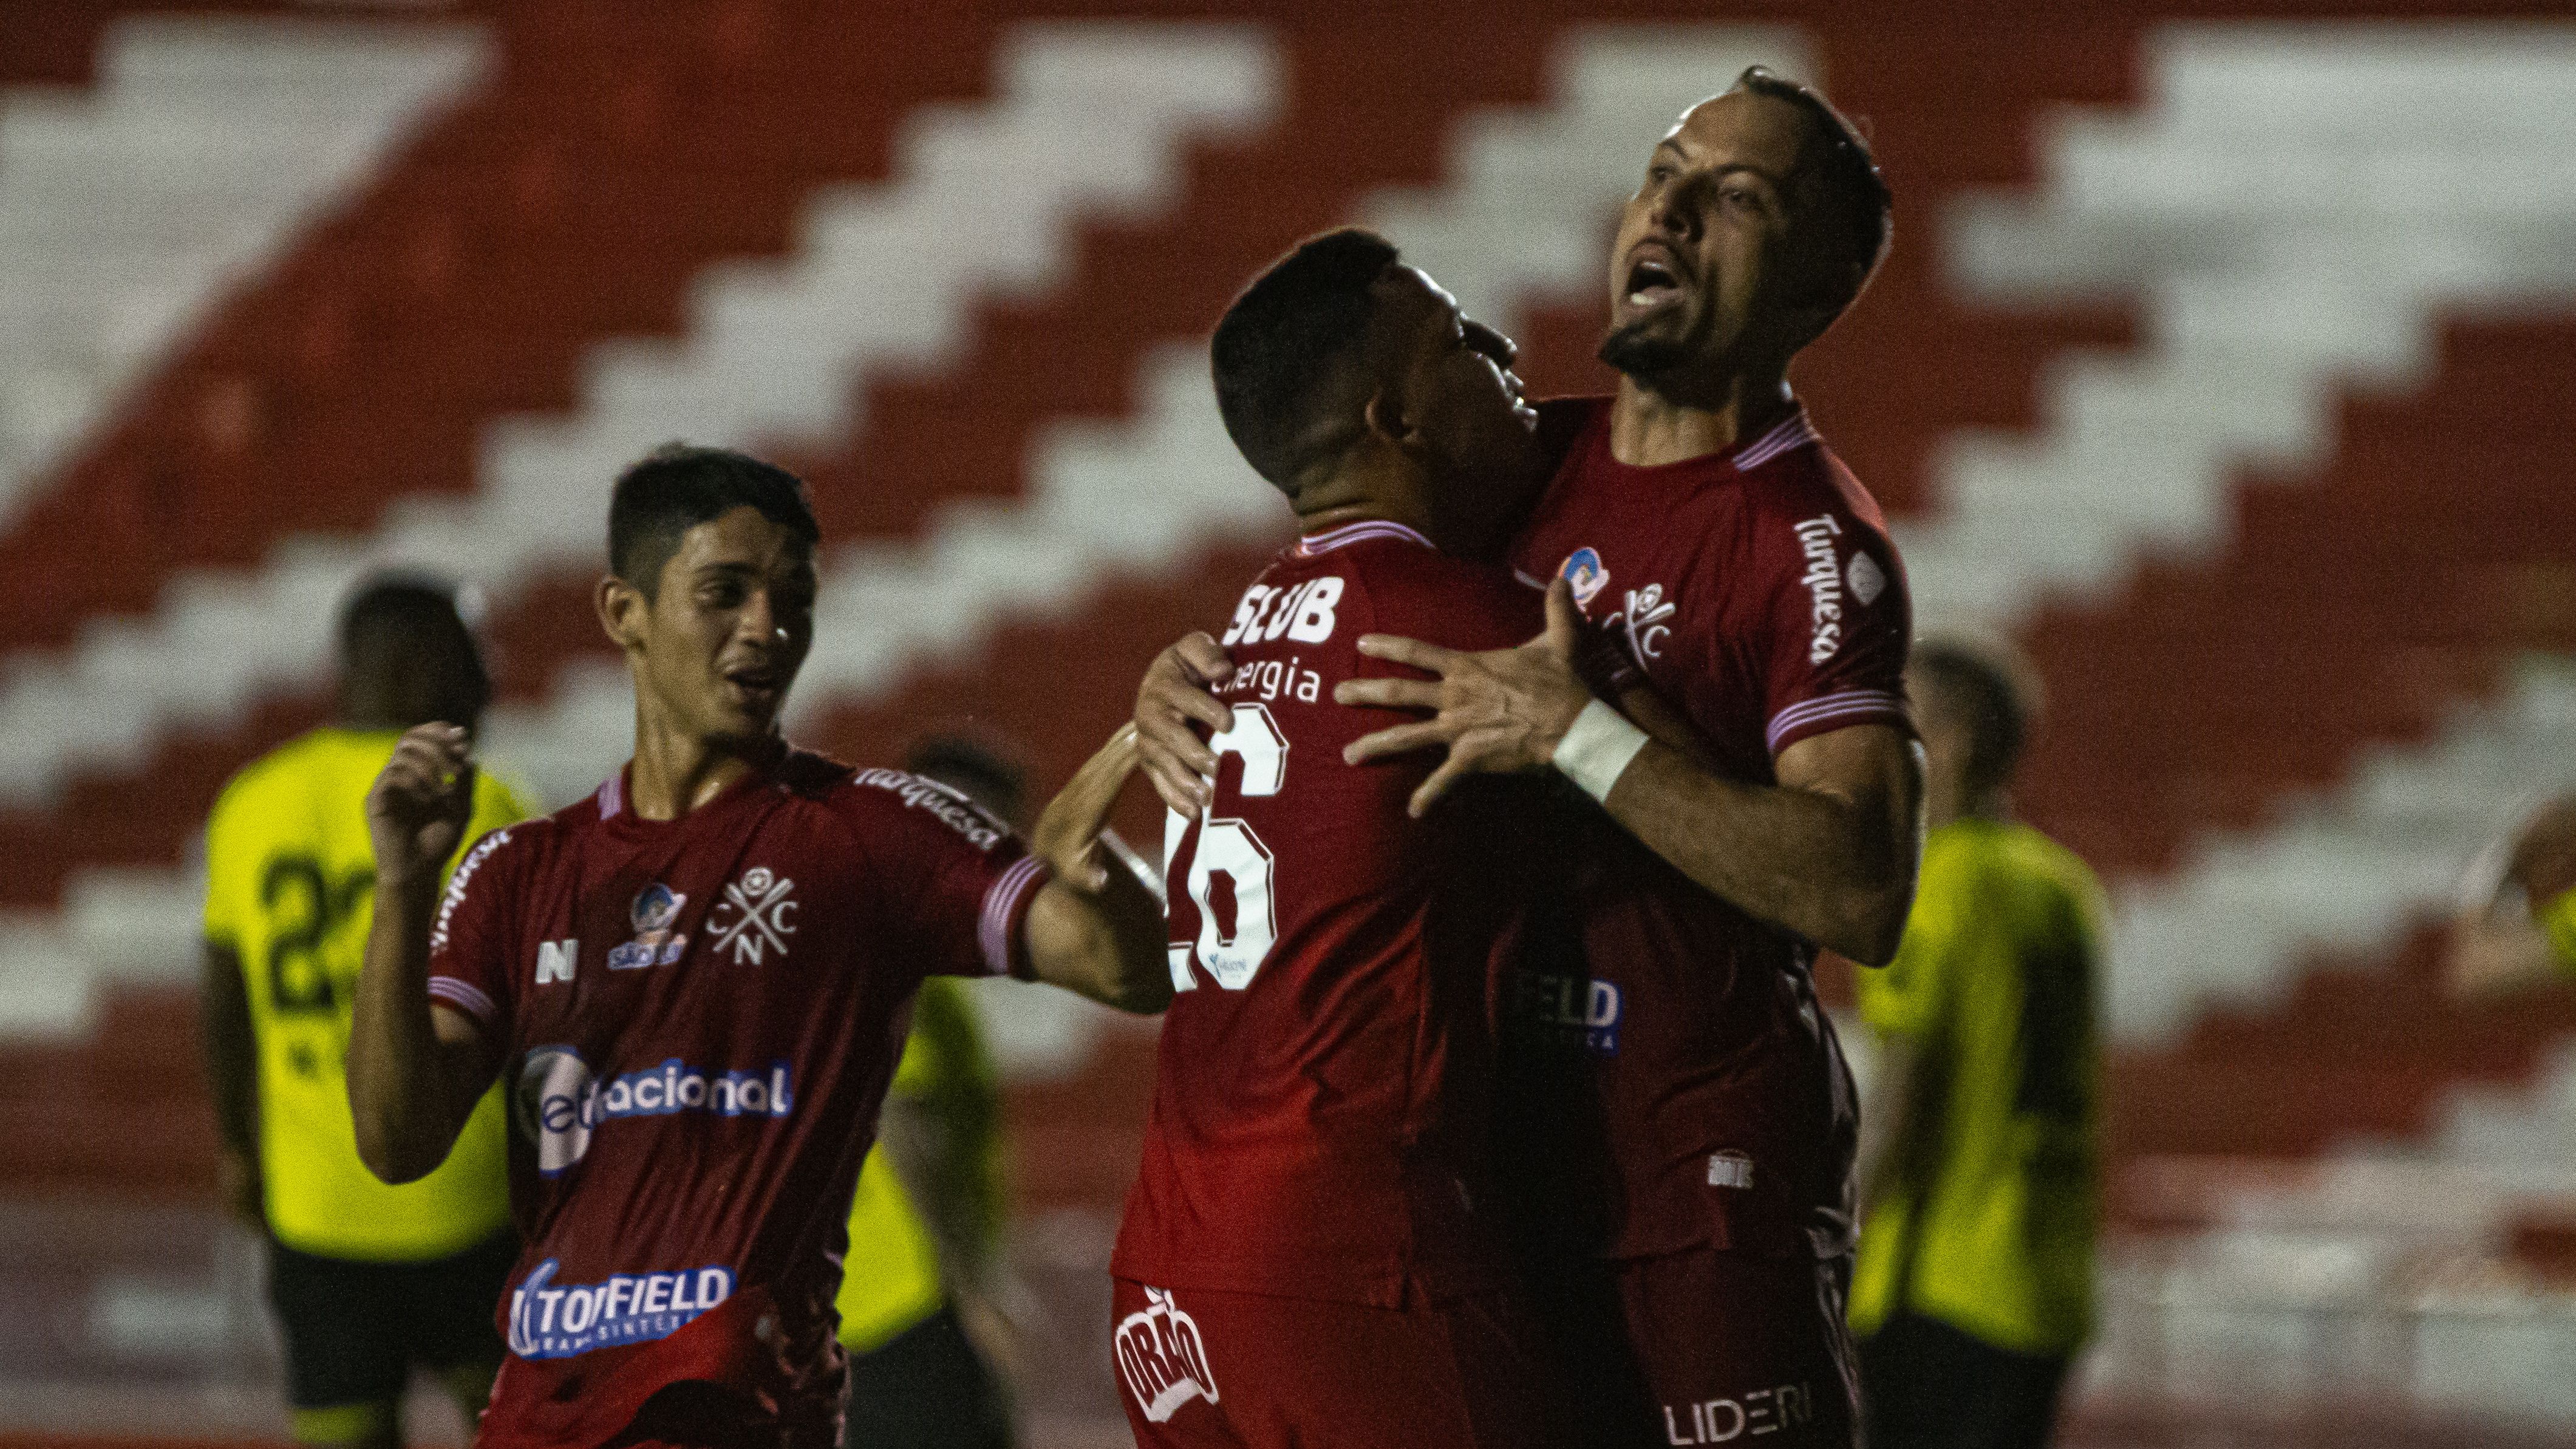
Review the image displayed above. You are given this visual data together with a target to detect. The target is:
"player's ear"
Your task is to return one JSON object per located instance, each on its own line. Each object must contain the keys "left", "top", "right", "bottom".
{"left": 596, "top": 573, "right": 648, "bottom": 652}
{"left": 1362, "top": 387, "right": 1416, "bottom": 448}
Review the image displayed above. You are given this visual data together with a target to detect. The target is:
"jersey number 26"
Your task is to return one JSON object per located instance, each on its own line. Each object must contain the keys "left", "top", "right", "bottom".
{"left": 1164, "top": 703, "right": 1287, "bottom": 992}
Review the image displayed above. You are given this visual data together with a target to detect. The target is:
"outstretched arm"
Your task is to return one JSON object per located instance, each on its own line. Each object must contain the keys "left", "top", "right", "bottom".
{"left": 1018, "top": 726, "right": 1173, "bottom": 1014}
{"left": 347, "top": 724, "right": 500, "bottom": 1184}
{"left": 1337, "top": 580, "right": 1924, "bottom": 966}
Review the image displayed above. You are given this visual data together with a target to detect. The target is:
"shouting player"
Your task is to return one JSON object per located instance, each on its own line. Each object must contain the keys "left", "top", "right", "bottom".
{"left": 1136, "top": 70, "right": 1922, "bottom": 1446}
{"left": 347, "top": 446, "right": 1170, "bottom": 1449}
{"left": 1111, "top": 231, "right": 1572, "bottom": 1448}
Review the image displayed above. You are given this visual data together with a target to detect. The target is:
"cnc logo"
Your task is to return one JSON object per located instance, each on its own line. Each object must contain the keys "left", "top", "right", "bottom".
{"left": 1558, "top": 548, "right": 1610, "bottom": 608}
{"left": 1116, "top": 1287, "right": 1219, "bottom": 1424}
{"left": 608, "top": 882, "right": 687, "bottom": 971}
{"left": 506, "top": 1258, "right": 734, "bottom": 1360}
{"left": 708, "top": 867, "right": 797, "bottom": 966}
{"left": 1609, "top": 582, "right": 1678, "bottom": 664}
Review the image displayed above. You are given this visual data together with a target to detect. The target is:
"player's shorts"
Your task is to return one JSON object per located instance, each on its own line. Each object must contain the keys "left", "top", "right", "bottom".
{"left": 1110, "top": 1278, "right": 1563, "bottom": 1449}
{"left": 1526, "top": 1247, "right": 1859, "bottom": 1449}
{"left": 266, "top": 1232, "right": 516, "bottom": 1409}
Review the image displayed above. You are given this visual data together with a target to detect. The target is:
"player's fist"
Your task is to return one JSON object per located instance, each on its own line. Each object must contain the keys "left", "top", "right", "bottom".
{"left": 366, "top": 723, "right": 477, "bottom": 887}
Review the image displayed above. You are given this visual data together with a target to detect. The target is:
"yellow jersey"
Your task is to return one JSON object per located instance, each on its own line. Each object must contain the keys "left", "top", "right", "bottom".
{"left": 1850, "top": 818, "right": 2104, "bottom": 1357}
{"left": 836, "top": 976, "right": 1005, "bottom": 1352}
{"left": 202, "top": 727, "right": 532, "bottom": 1261}
{"left": 2542, "top": 887, "right": 2576, "bottom": 973}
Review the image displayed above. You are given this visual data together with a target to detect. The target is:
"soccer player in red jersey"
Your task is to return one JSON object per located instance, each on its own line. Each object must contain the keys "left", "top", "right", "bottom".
{"left": 1110, "top": 231, "right": 1576, "bottom": 1448}
{"left": 1137, "top": 72, "right": 1922, "bottom": 1447}
{"left": 346, "top": 446, "right": 1171, "bottom": 1449}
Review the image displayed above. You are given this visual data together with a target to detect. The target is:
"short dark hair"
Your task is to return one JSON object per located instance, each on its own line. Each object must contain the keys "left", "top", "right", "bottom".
{"left": 1734, "top": 66, "right": 1892, "bottom": 316}
{"left": 1910, "top": 636, "right": 2037, "bottom": 796}
{"left": 903, "top": 732, "right": 1031, "bottom": 830}
{"left": 336, "top": 570, "right": 490, "bottom": 726}
{"left": 1211, "top": 228, "right": 1402, "bottom": 494}
{"left": 607, "top": 444, "right": 819, "bottom": 597}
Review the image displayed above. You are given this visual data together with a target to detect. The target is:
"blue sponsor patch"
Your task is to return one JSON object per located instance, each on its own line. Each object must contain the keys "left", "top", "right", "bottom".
{"left": 1559, "top": 548, "right": 1609, "bottom": 609}
{"left": 1512, "top": 970, "right": 1622, "bottom": 1055}
{"left": 507, "top": 1258, "right": 734, "bottom": 1359}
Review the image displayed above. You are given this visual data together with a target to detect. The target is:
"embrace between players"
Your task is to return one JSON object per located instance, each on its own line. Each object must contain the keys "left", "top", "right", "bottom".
{"left": 350, "top": 68, "right": 1922, "bottom": 1449}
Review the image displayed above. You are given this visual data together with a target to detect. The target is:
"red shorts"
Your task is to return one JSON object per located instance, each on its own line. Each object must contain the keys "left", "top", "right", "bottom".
{"left": 1528, "top": 1249, "right": 1859, "bottom": 1449}
{"left": 1110, "top": 1278, "right": 1561, "bottom": 1449}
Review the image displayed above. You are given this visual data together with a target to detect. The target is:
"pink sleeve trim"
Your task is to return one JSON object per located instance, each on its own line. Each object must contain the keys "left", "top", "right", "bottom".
{"left": 427, "top": 975, "right": 497, "bottom": 1027}
{"left": 976, "top": 854, "right": 1052, "bottom": 978}
{"left": 1765, "top": 689, "right": 1911, "bottom": 755}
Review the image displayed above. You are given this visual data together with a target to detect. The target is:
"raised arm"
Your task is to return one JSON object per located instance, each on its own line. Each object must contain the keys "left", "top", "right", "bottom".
{"left": 1017, "top": 726, "right": 1173, "bottom": 1014}
{"left": 347, "top": 723, "right": 501, "bottom": 1184}
{"left": 1338, "top": 579, "right": 1924, "bottom": 966}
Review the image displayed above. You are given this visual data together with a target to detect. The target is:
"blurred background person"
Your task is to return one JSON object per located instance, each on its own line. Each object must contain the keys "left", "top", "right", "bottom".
{"left": 198, "top": 573, "right": 534, "bottom": 1449}
{"left": 834, "top": 733, "right": 1024, "bottom": 1449}
{"left": 2447, "top": 794, "right": 2576, "bottom": 1000}
{"left": 1849, "top": 638, "right": 2102, "bottom": 1449}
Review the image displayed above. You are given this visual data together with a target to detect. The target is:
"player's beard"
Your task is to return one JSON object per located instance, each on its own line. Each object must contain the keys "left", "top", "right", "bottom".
{"left": 1596, "top": 316, "right": 1694, "bottom": 380}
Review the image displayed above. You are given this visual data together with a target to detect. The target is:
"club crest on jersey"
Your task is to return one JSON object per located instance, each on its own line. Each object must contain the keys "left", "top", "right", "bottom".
{"left": 708, "top": 867, "right": 797, "bottom": 966}
{"left": 1559, "top": 548, "right": 1609, "bottom": 609}
{"left": 608, "top": 883, "right": 688, "bottom": 971}
{"left": 1116, "top": 1287, "right": 1219, "bottom": 1424}
{"left": 1609, "top": 582, "right": 1677, "bottom": 664}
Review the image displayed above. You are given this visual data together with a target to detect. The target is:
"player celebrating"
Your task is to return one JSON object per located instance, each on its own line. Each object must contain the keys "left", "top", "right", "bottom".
{"left": 347, "top": 446, "right": 1170, "bottom": 1449}
{"left": 202, "top": 574, "right": 533, "bottom": 1449}
{"left": 1111, "top": 230, "right": 1569, "bottom": 1448}
{"left": 1137, "top": 70, "right": 1921, "bottom": 1446}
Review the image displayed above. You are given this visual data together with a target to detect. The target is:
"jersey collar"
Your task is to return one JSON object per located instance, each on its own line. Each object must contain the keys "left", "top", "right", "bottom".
{"left": 1730, "top": 408, "right": 1819, "bottom": 472}
{"left": 1293, "top": 520, "right": 1433, "bottom": 557}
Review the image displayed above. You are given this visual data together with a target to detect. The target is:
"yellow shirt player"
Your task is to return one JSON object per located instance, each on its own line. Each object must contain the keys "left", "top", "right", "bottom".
{"left": 2448, "top": 793, "right": 2576, "bottom": 998}
{"left": 835, "top": 736, "right": 1022, "bottom": 1449}
{"left": 1852, "top": 639, "right": 2101, "bottom": 1449}
{"left": 200, "top": 576, "right": 531, "bottom": 1449}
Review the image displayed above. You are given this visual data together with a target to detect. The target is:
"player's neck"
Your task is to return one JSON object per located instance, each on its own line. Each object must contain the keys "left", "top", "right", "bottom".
{"left": 1608, "top": 370, "right": 1796, "bottom": 468}
{"left": 1290, "top": 459, "right": 1435, "bottom": 544}
{"left": 1928, "top": 782, "right": 2012, "bottom": 833}
{"left": 626, "top": 720, "right": 782, "bottom": 822}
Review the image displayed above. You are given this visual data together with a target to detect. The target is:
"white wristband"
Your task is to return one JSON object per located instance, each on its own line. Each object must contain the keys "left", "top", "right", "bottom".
{"left": 1554, "top": 698, "right": 1650, "bottom": 804}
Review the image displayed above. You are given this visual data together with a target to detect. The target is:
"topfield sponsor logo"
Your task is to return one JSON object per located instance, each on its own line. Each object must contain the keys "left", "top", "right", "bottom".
{"left": 514, "top": 1048, "right": 794, "bottom": 1175}
{"left": 506, "top": 1258, "right": 734, "bottom": 1360}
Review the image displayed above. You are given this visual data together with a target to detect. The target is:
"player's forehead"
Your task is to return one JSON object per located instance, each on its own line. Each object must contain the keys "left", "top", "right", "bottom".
{"left": 663, "top": 506, "right": 815, "bottom": 583}
{"left": 1657, "top": 89, "right": 1807, "bottom": 182}
{"left": 1370, "top": 264, "right": 1461, "bottom": 346}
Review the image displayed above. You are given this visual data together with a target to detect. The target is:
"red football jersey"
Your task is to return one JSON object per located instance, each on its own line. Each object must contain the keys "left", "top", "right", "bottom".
{"left": 424, "top": 750, "right": 1048, "bottom": 1447}
{"left": 1111, "top": 520, "right": 1558, "bottom": 1308}
{"left": 1505, "top": 398, "right": 1915, "bottom": 1263}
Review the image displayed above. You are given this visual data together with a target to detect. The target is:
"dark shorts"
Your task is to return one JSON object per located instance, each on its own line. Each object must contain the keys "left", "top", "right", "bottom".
{"left": 1859, "top": 1311, "right": 2070, "bottom": 1449}
{"left": 267, "top": 1232, "right": 516, "bottom": 1409}
{"left": 838, "top": 1305, "right": 1010, "bottom": 1449}
{"left": 1527, "top": 1247, "right": 1861, "bottom": 1449}
{"left": 1111, "top": 1278, "right": 1562, "bottom": 1449}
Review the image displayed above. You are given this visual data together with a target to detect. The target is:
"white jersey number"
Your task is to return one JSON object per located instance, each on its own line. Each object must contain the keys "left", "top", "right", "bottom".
{"left": 1165, "top": 702, "right": 1288, "bottom": 991}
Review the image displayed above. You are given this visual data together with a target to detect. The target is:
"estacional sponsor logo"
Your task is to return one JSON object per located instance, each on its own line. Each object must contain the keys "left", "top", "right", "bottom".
{"left": 1510, "top": 969, "right": 1623, "bottom": 1055}
{"left": 1116, "top": 1287, "right": 1219, "bottom": 1425}
{"left": 506, "top": 1257, "right": 734, "bottom": 1360}
{"left": 514, "top": 1048, "right": 794, "bottom": 1176}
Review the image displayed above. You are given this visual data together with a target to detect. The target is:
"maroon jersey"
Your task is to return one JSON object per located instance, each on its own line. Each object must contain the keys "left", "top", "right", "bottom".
{"left": 424, "top": 750, "right": 1048, "bottom": 1446}
{"left": 1112, "top": 520, "right": 1556, "bottom": 1307}
{"left": 1505, "top": 398, "right": 1914, "bottom": 1263}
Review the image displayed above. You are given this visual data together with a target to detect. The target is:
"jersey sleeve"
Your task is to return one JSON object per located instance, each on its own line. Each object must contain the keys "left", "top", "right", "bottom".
{"left": 424, "top": 825, "right": 527, "bottom": 1038}
{"left": 1741, "top": 483, "right": 1915, "bottom": 758}
{"left": 839, "top": 771, "right": 1052, "bottom": 984}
